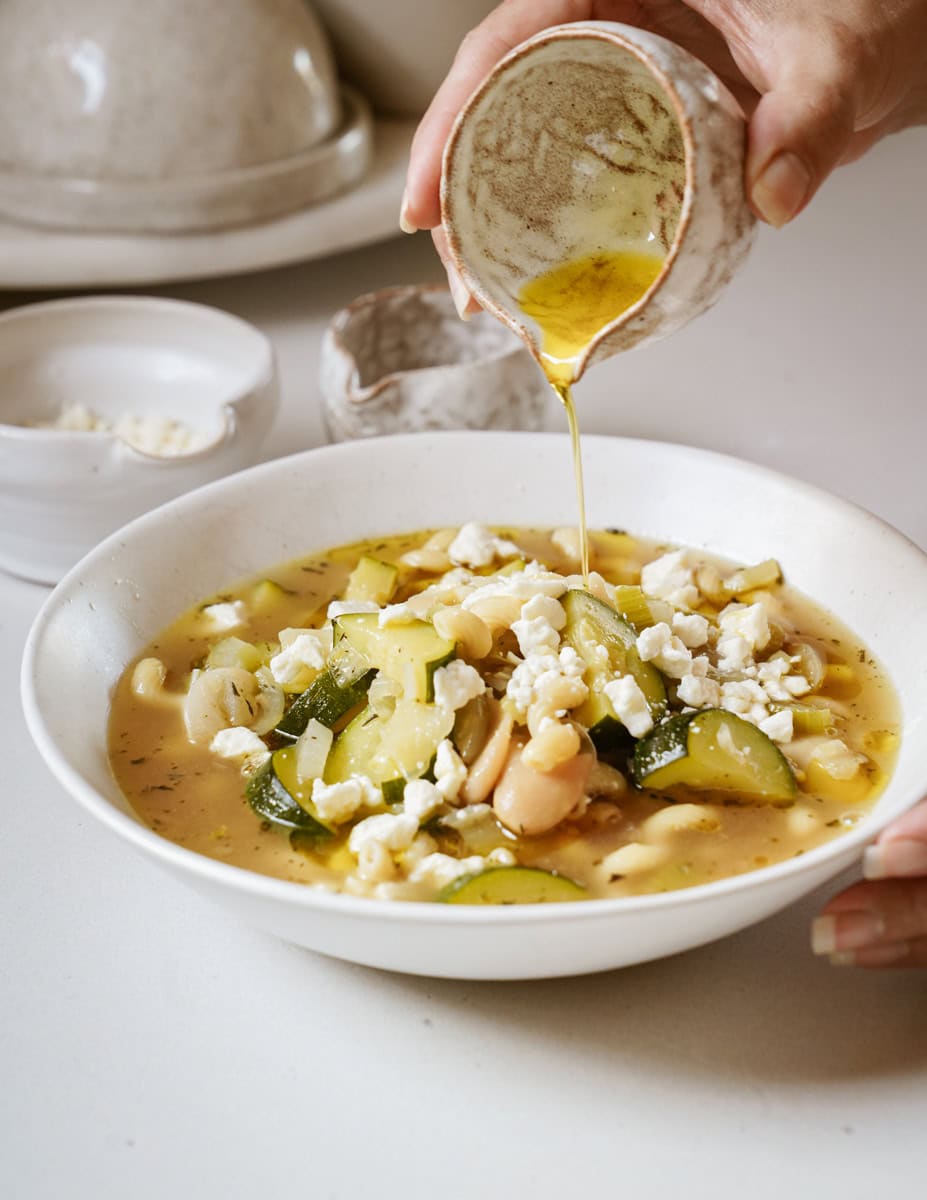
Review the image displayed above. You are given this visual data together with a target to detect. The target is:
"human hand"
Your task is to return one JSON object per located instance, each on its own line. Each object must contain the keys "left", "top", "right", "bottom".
{"left": 811, "top": 798, "right": 927, "bottom": 968}
{"left": 401, "top": 0, "right": 927, "bottom": 313}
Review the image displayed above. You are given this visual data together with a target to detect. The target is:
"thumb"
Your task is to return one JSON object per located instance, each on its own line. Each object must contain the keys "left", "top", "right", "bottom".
{"left": 746, "top": 48, "right": 858, "bottom": 227}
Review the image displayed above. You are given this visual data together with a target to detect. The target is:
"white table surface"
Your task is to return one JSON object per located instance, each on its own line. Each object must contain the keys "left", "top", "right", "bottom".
{"left": 3, "top": 129, "right": 926, "bottom": 1199}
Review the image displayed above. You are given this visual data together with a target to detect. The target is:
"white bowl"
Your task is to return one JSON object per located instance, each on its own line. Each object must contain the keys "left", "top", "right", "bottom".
{"left": 0, "top": 296, "right": 278, "bottom": 584}
{"left": 21, "top": 434, "right": 927, "bottom": 980}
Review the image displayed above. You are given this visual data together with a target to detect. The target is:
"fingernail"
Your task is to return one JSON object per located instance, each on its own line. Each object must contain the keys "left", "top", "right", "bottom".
{"left": 811, "top": 911, "right": 885, "bottom": 955}
{"left": 828, "top": 951, "right": 857, "bottom": 967}
{"left": 864, "top": 838, "right": 927, "bottom": 879}
{"left": 399, "top": 189, "right": 418, "bottom": 235}
{"left": 751, "top": 152, "right": 812, "bottom": 228}
{"left": 446, "top": 264, "right": 473, "bottom": 322}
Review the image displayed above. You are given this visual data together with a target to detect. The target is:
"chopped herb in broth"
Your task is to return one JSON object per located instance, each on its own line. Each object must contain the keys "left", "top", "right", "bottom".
{"left": 109, "top": 524, "right": 900, "bottom": 904}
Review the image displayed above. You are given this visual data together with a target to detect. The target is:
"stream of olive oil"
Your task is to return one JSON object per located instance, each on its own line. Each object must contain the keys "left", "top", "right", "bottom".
{"left": 518, "top": 250, "right": 663, "bottom": 579}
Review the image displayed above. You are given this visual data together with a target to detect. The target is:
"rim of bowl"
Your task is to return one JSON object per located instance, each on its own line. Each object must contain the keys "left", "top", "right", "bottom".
{"left": 328, "top": 282, "right": 529, "bottom": 405}
{"left": 440, "top": 22, "right": 697, "bottom": 380}
{"left": 0, "top": 293, "right": 277, "bottom": 460}
{"left": 19, "top": 431, "right": 927, "bottom": 927}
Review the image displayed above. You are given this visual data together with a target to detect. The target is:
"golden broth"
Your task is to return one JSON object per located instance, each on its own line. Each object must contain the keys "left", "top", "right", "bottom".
{"left": 110, "top": 528, "right": 900, "bottom": 902}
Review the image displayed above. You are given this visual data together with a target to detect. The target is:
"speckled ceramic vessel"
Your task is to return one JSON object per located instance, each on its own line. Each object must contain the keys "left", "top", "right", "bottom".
{"left": 441, "top": 21, "right": 756, "bottom": 379}
{"left": 319, "top": 284, "right": 549, "bottom": 441}
{"left": 0, "top": 0, "right": 371, "bottom": 232}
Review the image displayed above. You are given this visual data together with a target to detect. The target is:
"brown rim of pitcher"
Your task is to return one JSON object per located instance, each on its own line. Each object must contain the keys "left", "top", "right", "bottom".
{"left": 439, "top": 23, "right": 696, "bottom": 380}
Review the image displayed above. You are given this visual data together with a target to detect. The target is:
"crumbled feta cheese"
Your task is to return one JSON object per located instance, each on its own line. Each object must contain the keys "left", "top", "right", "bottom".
{"left": 672, "top": 612, "right": 709, "bottom": 648}
{"left": 719, "top": 602, "right": 770, "bottom": 653}
{"left": 408, "top": 847, "right": 516, "bottom": 890}
{"left": 210, "top": 727, "right": 270, "bottom": 768}
{"left": 720, "top": 679, "right": 769, "bottom": 724}
{"left": 378, "top": 603, "right": 419, "bottom": 627}
{"left": 438, "top": 803, "right": 495, "bottom": 832}
{"left": 640, "top": 550, "right": 700, "bottom": 610}
{"left": 677, "top": 674, "right": 721, "bottom": 708}
{"left": 402, "top": 779, "right": 444, "bottom": 823}
{"left": 433, "top": 739, "right": 468, "bottom": 803}
{"left": 511, "top": 596, "right": 565, "bottom": 656}
{"left": 448, "top": 522, "right": 520, "bottom": 568}
{"left": 603, "top": 675, "right": 654, "bottom": 737}
{"left": 348, "top": 812, "right": 418, "bottom": 856}
{"left": 327, "top": 599, "right": 380, "bottom": 620}
{"left": 759, "top": 708, "right": 794, "bottom": 744}
{"left": 635, "top": 622, "right": 693, "bottom": 679}
{"left": 461, "top": 563, "right": 567, "bottom": 608}
{"left": 269, "top": 630, "right": 329, "bottom": 685}
{"left": 716, "top": 634, "right": 754, "bottom": 674}
{"left": 783, "top": 674, "right": 811, "bottom": 697}
{"left": 312, "top": 775, "right": 383, "bottom": 823}
{"left": 31, "top": 402, "right": 213, "bottom": 456}
{"left": 506, "top": 646, "right": 587, "bottom": 718}
{"left": 202, "top": 601, "right": 246, "bottom": 631}
{"left": 432, "top": 660, "right": 486, "bottom": 711}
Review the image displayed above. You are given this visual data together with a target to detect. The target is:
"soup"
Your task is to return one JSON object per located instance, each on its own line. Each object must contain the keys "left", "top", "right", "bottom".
{"left": 110, "top": 524, "right": 900, "bottom": 904}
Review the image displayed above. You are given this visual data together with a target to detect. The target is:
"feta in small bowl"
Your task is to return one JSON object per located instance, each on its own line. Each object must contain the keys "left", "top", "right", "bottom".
{"left": 0, "top": 295, "right": 278, "bottom": 583}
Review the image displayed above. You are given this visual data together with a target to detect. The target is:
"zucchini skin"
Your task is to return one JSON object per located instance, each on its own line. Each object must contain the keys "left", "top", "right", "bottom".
{"left": 439, "top": 867, "right": 585, "bottom": 905}
{"left": 245, "top": 757, "right": 334, "bottom": 837}
{"left": 631, "top": 709, "right": 797, "bottom": 802}
{"left": 275, "top": 666, "right": 376, "bottom": 740}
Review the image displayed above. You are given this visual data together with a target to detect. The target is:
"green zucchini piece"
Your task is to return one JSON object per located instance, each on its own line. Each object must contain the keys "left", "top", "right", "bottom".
{"left": 631, "top": 709, "right": 797, "bottom": 802}
{"left": 275, "top": 665, "right": 375, "bottom": 740}
{"left": 439, "top": 867, "right": 586, "bottom": 905}
{"left": 333, "top": 612, "right": 456, "bottom": 702}
{"left": 343, "top": 555, "right": 399, "bottom": 606}
{"left": 561, "top": 589, "right": 667, "bottom": 750}
{"left": 324, "top": 699, "right": 453, "bottom": 795}
{"left": 245, "top": 747, "right": 334, "bottom": 836}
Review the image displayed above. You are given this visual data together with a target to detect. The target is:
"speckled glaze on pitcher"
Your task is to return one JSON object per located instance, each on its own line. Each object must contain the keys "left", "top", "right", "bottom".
{"left": 441, "top": 21, "right": 756, "bottom": 380}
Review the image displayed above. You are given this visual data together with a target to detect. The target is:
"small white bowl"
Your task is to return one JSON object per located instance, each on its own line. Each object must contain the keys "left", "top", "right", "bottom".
{"left": 20, "top": 434, "right": 927, "bottom": 979}
{"left": 319, "top": 284, "right": 550, "bottom": 440}
{"left": 0, "top": 296, "right": 278, "bottom": 584}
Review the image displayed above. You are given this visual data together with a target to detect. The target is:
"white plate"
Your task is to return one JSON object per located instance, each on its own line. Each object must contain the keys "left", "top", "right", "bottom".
{"left": 21, "top": 433, "right": 927, "bottom": 979}
{"left": 0, "top": 117, "right": 414, "bottom": 289}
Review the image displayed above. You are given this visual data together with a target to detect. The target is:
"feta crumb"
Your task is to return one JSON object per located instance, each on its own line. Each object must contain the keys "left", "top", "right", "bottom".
{"left": 677, "top": 674, "right": 721, "bottom": 708}
{"left": 402, "top": 779, "right": 444, "bottom": 823}
{"left": 438, "top": 803, "right": 495, "bottom": 832}
{"left": 202, "top": 601, "right": 246, "bottom": 631}
{"left": 720, "top": 679, "right": 769, "bottom": 724}
{"left": 506, "top": 646, "right": 587, "bottom": 717}
{"left": 434, "top": 739, "right": 468, "bottom": 804}
{"left": 432, "top": 660, "right": 486, "bottom": 711}
{"left": 716, "top": 634, "right": 754, "bottom": 674}
{"left": 512, "top": 593, "right": 567, "bottom": 655}
{"left": 327, "top": 599, "right": 380, "bottom": 620}
{"left": 603, "top": 675, "right": 654, "bottom": 737}
{"left": 448, "top": 522, "right": 520, "bottom": 568}
{"left": 635, "top": 622, "right": 693, "bottom": 679}
{"left": 784, "top": 674, "right": 811, "bottom": 697}
{"left": 759, "top": 708, "right": 794, "bottom": 743}
{"left": 348, "top": 812, "right": 418, "bottom": 856}
{"left": 640, "top": 550, "right": 700, "bottom": 610}
{"left": 408, "top": 847, "right": 516, "bottom": 890}
{"left": 672, "top": 612, "right": 709, "bottom": 648}
{"left": 719, "top": 602, "right": 770, "bottom": 652}
{"left": 461, "top": 565, "right": 567, "bottom": 608}
{"left": 269, "top": 630, "right": 329, "bottom": 685}
{"left": 31, "top": 402, "right": 213, "bottom": 456}
{"left": 210, "top": 727, "right": 270, "bottom": 768}
{"left": 311, "top": 775, "right": 383, "bottom": 823}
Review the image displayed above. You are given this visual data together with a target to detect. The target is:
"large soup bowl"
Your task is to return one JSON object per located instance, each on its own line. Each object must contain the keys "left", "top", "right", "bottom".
{"left": 21, "top": 434, "right": 927, "bottom": 980}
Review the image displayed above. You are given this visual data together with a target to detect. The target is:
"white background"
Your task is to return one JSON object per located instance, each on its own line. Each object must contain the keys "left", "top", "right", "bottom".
{"left": 2, "top": 128, "right": 926, "bottom": 1198}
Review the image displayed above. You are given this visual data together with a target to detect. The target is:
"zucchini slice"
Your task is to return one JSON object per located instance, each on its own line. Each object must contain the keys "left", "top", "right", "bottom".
{"left": 275, "top": 664, "right": 375, "bottom": 740}
{"left": 561, "top": 589, "right": 667, "bottom": 750}
{"left": 631, "top": 709, "right": 797, "bottom": 803}
{"left": 439, "top": 866, "right": 585, "bottom": 905}
{"left": 245, "top": 747, "right": 334, "bottom": 836}
{"left": 324, "top": 699, "right": 453, "bottom": 798}
{"left": 333, "top": 612, "right": 456, "bottom": 702}
{"left": 343, "top": 555, "right": 399, "bottom": 606}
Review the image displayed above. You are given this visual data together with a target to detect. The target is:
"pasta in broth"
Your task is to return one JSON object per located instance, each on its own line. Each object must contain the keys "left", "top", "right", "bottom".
{"left": 110, "top": 525, "right": 900, "bottom": 904}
